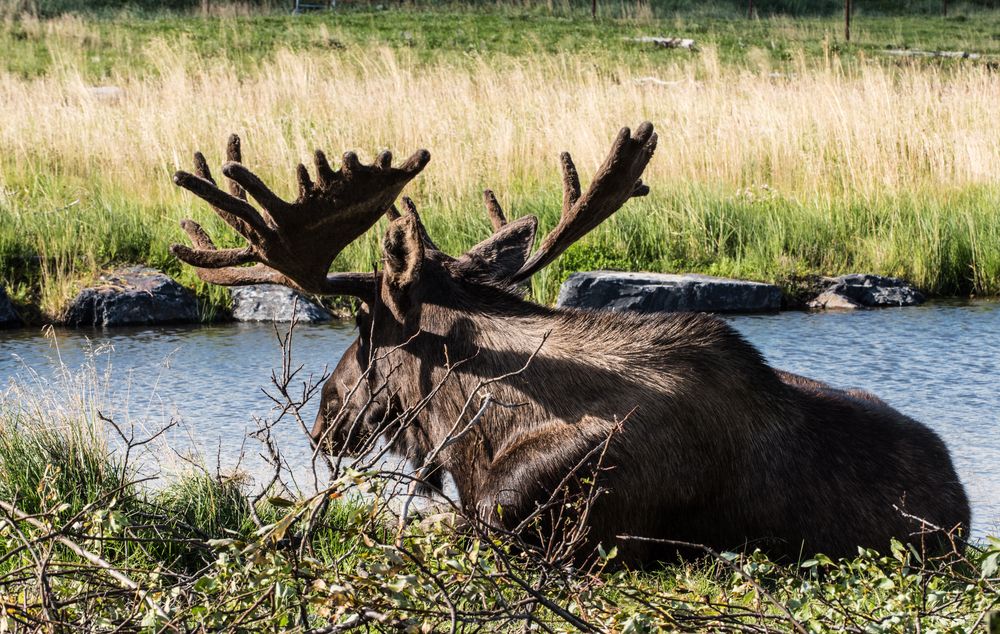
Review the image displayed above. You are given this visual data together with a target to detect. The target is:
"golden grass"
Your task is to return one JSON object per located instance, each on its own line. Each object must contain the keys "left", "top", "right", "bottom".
{"left": 2, "top": 43, "right": 998, "bottom": 206}
{"left": 2, "top": 35, "right": 1000, "bottom": 314}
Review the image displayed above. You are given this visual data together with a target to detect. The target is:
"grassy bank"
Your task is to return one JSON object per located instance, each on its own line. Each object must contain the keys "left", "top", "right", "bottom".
{"left": 2, "top": 8, "right": 1000, "bottom": 321}
{"left": 6, "top": 7, "right": 1000, "bottom": 78}
{"left": 1, "top": 369, "right": 998, "bottom": 631}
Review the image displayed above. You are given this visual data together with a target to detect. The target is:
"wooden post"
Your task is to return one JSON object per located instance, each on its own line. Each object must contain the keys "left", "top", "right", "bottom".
{"left": 748, "top": 0, "right": 754, "bottom": 19}
{"left": 592, "top": 0, "right": 596, "bottom": 19}
{"left": 844, "top": 0, "right": 851, "bottom": 42}
{"left": 943, "top": 0, "right": 948, "bottom": 16}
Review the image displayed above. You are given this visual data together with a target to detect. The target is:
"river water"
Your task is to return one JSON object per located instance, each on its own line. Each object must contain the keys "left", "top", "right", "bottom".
{"left": 1, "top": 301, "right": 998, "bottom": 536}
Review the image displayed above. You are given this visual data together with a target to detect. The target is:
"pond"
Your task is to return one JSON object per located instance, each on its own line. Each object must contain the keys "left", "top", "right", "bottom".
{"left": 2, "top": 301, "right": 998, "bottom": 537}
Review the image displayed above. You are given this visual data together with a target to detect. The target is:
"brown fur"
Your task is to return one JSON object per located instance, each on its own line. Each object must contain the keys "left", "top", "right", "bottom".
{"left": 312, "top": 224, "right": 970, "bottom": 565}
{"left": 176, "top": 127, "right": 969, "bottom": 566}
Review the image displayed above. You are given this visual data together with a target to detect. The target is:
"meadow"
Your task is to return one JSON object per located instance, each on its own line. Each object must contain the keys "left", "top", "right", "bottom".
{"left": 1, "top": 5, "right": 1000, "bottom": 319}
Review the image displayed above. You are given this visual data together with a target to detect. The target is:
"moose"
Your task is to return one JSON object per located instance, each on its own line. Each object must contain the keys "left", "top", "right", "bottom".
{"left": 170, "top": 123, "right": 970, "bottom": 565}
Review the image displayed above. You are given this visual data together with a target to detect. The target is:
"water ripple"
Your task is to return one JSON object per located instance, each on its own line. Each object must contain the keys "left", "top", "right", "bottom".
{"left": 2, "top": 301, "right": 997, "bottom": 536}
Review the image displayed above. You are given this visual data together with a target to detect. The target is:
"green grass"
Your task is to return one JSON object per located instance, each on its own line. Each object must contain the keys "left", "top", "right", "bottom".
{"left": 5, "top": 175, "right": 1000, "bottom": 318}
{"left": 6, "top": 0, "right": 1000, "bottom": 19}
{"left": 5, "top": 7, "right": 1000, "bottom": 79}
{"left": 0, "top": 395, "right": 997, "bottom": 630}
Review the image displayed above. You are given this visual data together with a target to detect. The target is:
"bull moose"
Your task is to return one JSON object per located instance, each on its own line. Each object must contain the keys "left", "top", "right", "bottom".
{"left": 170, "top": 123, "right": 970, "bottom": 565}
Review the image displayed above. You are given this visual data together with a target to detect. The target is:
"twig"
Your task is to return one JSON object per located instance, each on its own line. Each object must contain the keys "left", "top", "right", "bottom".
{"left": 616, "top": 535, "right": 809, "bottom": 634}
{"left": 0, "top": 498, "right": 171, "bottom": 624}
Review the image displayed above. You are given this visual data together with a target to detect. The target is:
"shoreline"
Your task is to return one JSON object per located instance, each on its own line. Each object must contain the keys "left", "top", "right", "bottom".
{"left": 3, "top": 274, "right": 998, "bottom": 329}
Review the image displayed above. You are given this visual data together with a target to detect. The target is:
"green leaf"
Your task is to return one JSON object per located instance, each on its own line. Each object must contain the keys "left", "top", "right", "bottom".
{"left": 890, "top": 538, "right": 906, "bottom": 562}
{"left": 194, "top": 576, "right": 219, "bottom": 593}
{"left": 271, "top": 513, "right": 297, "bottom": 542}
{"left": 267, "top": 496, "right": 296, "bottom": 508}
{"left": 982, "top": 552, "right": 999, "bottom": 579}
{"left": 107, "top": 511, "right": 124, "bottom": 533}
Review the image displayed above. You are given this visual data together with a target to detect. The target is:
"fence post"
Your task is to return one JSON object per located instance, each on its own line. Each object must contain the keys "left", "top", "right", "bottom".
{"left": 844, "top": 0, "right": 852, "bottom": 42}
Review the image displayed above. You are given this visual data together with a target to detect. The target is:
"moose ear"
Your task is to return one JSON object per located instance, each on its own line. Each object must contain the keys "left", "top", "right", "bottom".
{"left": 456, "top": 215, "right": 538, "bottom": 280}
{"left": 381, "top": 214, "right": 425, "bottom": 317}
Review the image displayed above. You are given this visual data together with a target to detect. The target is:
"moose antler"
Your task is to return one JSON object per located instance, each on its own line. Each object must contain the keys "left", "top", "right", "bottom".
{"left": 482, "top": 190, "right": 508, "bottom": 232}
{"left": 508, "top": 122, "right": 656, "bottom": 284}
{"left": 171, "top": 134, "right": 430, "bottom": 297}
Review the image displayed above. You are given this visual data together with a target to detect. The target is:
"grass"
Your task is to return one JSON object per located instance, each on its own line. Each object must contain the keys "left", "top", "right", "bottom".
{"left": 6, "top": 6, "right": 1000, "bottom": 79}
{"left": 1, "top": 363, "right": 998, "bottom": 630}
{"left": 2, "top": 6, "right": 1000, "bottom": 320}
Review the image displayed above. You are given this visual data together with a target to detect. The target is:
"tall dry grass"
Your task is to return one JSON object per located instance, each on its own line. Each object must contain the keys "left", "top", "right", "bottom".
{"left": 2, "top": 36, "right": 1000, "bottom": 313}
{"left": 4, "top": 43, "right": 999, "bottom": 201}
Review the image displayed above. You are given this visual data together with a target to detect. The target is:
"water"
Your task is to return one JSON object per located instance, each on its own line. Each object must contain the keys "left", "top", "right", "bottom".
{"left": 0, "top": 322, "right": 360, "bottom": 492}
{"left": 1, "top": 302, "right": 998, "bottom": 536}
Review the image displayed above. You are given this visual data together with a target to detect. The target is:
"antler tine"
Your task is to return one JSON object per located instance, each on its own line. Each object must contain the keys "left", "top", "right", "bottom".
{"left": 399, "top": 196, "right": 443, "bottom": 253}
{"left": 171, "top": 134, "right": 430, "bottom": 296}
{"left": 483, "top": 189, "right": 508, "bottom": 232}
{"left": 177, "top": 147, "right": 269, "bottom": 284}
{"left": 221, "top": 161, "right": 292, "bottom": 221}
{"left": 173, "top": 170, "right": 273, "bottom": 238}
{"left": 560, "top": 153, "right": 582, "bottom": 211}
{"left": 226, "top": 133, "right": 245, "bottom": 199}
{"left": 173, "top": 219, "right": 255, "bottom": 268}
{"left": 193, "top": 152, "right": 215, "bottom": 184}
{"left": 511, "top": 122, "right": 657, "bottom": 283}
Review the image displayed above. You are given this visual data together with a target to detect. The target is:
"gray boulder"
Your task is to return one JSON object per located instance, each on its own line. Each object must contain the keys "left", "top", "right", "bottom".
{"left": 557, "top": 272, "right": 782, "bottom": 314}
{"left": 64, "top": 266, "right": 199, "bottom": 327}
{"left": 808, "top": 274, "right": 924, "bottom": 310}
{"left": 0, "top": 285, "right": 21, "bottom": 327}
{"left": 230, "top": 285, "right": 331, "bottom": 323}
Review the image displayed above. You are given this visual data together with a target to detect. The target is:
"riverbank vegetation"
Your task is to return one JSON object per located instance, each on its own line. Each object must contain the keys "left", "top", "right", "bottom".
{"left": 1, "top": 5, "right": 1000, "bottom": 320}
{"left": 1, "top": 359, "right": 998, "bottom": 631}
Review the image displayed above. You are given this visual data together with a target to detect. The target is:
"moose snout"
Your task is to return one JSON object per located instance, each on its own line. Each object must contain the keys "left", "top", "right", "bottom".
{"left": 309, "top": 411, "right": 328, "bottom": 448}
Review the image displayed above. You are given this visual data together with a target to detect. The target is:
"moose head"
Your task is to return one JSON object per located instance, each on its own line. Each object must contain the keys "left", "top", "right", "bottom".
{"left": 172, "top": 124, "right": 656, "bottom": 478}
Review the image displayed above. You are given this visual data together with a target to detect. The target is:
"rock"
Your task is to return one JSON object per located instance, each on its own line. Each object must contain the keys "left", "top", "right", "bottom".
{"left": 557, "top": 272, "right": 782, "bottom": 314}
{"left": 808, "top": 274, "right": 925, "bottom": 310}
{"left": 230, "top": 285, "right": 331, "bottom": 323}
{"left": 0, "top": 285, "right": 21, "bottom": 328}
{"left": 64, "top": 266, "right": 199, "bottom": 327}
{"left": 808, "top": 290, "right": 863, "bottom": 310}
{"left": 883, "top": 49, "right": 980, "bottom": 60}
{"left": 628, "top": 36, "right": 697, "bottom": 50}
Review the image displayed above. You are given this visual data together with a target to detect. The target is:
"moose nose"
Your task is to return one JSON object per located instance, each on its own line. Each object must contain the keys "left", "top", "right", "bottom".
{"left": 309, "top": 411, "right": 328, "bottom": 448}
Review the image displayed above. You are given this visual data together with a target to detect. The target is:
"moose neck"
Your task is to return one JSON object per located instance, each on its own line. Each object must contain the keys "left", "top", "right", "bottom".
{"left": 383, "top": 283, "right": 785, "bottom": 505}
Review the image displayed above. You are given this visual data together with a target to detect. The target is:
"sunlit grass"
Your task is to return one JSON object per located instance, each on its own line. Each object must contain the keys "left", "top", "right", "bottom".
{"left": 1, "top": 11, "right": 1000, "bottom": 318}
